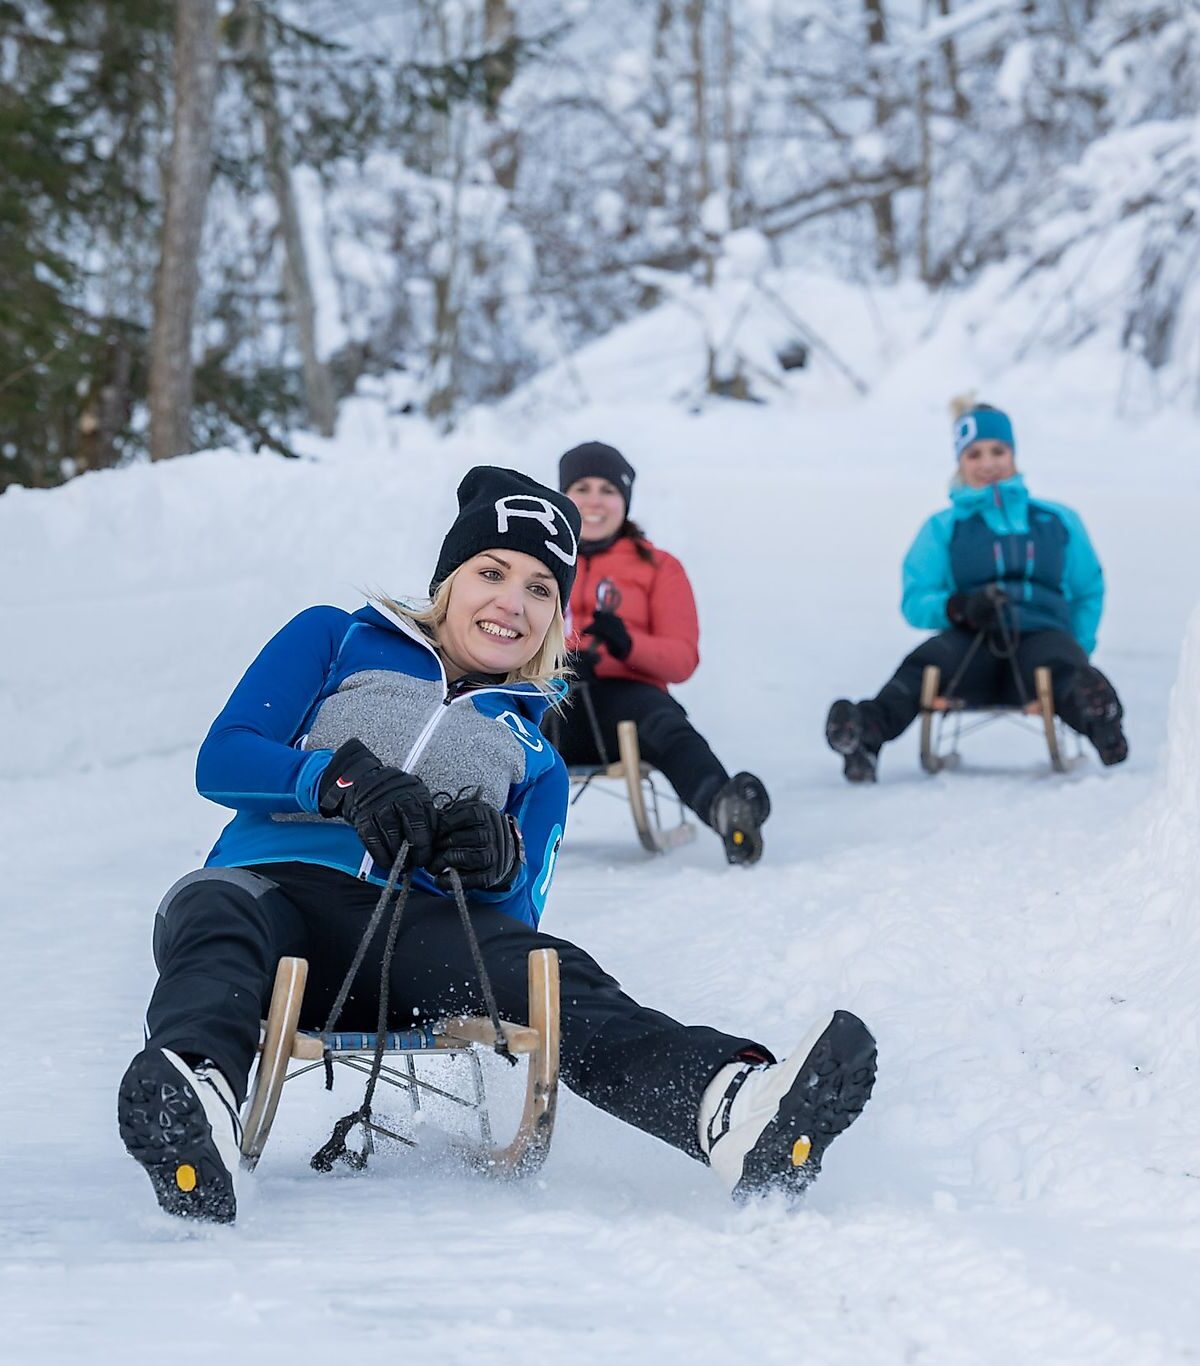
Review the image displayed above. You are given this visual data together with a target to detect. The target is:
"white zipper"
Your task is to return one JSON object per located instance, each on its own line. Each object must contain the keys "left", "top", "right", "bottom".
{"left": 404, "top": 677, "right": 553, "bottom": 770}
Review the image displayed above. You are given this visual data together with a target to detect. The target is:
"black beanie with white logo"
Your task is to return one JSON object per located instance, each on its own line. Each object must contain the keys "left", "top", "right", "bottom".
{"left": 558, "top": 441, "right": 636, "bottom": 513}
{"left": 431, "top": 466, "right": 582, "bottom": 602}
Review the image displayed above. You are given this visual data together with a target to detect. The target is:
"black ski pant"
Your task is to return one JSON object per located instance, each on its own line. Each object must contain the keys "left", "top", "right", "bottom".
{"left": 544, "top": 680, "right": 729, "bottom": 826}
{"left": 145, "top": 862, "right": 763, "bottom": 1163}
{"left": 865, "top": 627, "right": 1112, "bottom": 744}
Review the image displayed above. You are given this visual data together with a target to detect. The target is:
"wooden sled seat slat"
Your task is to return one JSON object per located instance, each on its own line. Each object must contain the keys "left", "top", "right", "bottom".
{"left": 919, "top": 663, "right": 1075, "bottom": 775}
{"left": 567, "top": 761, "right": 654, "bottom": 781}
{"left": 285, "top": 1021, "right": 539, "bottom": 1059}
{"left": 926, "top": 697, "right": 1043, "bottom": 715}
{"left": 436, "top": 1018, "right": 540, "bottom": 1054}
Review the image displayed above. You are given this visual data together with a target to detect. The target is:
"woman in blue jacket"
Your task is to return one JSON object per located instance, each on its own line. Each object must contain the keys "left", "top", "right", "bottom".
{"left": 825, "top": 405, "right": 1127, "bottom": 781}
{"left": 118, "top": 466, "right": 875, "bottom": 1222}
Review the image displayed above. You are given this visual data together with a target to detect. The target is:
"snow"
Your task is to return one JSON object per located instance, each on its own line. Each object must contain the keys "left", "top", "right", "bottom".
{"left": 888, "top": 0, "right": 1027, "bottom": 60}
{"left": 995, "top": 40, "right": 1034, "bottom": 106}
{"left": 2, "top": 276, "right": 1200, "bottom": 1364}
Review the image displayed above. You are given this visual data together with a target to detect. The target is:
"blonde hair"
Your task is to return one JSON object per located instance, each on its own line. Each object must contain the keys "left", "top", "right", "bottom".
{"left": 377, "top": 567, "right": 569, "bottom": 693}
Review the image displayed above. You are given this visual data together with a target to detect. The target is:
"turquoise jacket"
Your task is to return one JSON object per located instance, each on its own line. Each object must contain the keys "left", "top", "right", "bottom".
{"left": 901, "top": 475, "right": 1105, "bottom": 654}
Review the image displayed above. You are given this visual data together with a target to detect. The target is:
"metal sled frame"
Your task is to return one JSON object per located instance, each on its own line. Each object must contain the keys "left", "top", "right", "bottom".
{"left": 240, "top": 948, "right": 560, "bottom": 1177}
{"left": 918, "top": 664, "right": 1082, "bottom": 775}
{"left": 568, "top": 718, "right": 696, "bottom": 855}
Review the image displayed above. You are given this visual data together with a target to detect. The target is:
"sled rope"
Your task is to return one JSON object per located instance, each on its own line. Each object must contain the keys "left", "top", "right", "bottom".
{"left": 311, "top": 843, "right": 413, "bottom": 1172}
{"left": 446, "top": 867, "right": 517, "bottom": 1068}
{"left": 991, "top": 598, "right": 1029, "bottom": 707}
{"left": 317, "top": 840, "right": 412, "bottom": 1062}
{"left": 310, "top": 850, "right": 516, "bottom": 1173}
{"left": 942, "top": 594, "right": 1027, "bottom": 707}
{"left": 942, "top": 627, "right": 986, "bottom": 703}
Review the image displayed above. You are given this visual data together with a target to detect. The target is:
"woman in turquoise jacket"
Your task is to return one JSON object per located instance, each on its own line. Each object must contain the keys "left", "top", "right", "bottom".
{"left": 825, "top": 405, "right": 1127, "bottom": 781}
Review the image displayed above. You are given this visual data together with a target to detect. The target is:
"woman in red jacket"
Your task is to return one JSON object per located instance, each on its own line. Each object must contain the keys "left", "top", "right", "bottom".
{"left": 550, "top": 441, "right": 771, "bottom": 864}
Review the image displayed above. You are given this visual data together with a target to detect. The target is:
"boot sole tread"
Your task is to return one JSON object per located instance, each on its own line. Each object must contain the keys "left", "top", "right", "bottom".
{"left": 118, "top": 1050, "right": 237, "bottom": 1224}
{"left": 716, "top": 793, "right": 766, "bottom": 865}
{"left": 734, "top": 1010, "right": 877, "bottom": 1201}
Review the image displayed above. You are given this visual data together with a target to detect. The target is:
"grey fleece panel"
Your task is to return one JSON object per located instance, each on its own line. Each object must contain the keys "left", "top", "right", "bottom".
{"left": 303, "top": 669, "right": 442, "bottom": 770}
{"left": 414, "top": 699, "right": 531, "bottom": 809}
{"left": 292, "top": 668, "right": 530, "bottom": 815}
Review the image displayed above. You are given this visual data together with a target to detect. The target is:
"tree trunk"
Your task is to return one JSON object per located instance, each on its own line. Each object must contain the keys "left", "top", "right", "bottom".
{"left": 644, "top": 0, "right": 675, "bottom": 213}
{"left": 483, "top": 0, "right": 519, "bottom": 190}
{"left": 78, "top": 326, "right": 134, "bottom": 473}
{"left": 862, "top": 0, "right": 899, "bottom": 278}
{"left": 936, "top": 0, "right": 969, "bottom": 118}
{"left": 423, "top": 0, "right": 465, "bottom": 427}
{"left": 148, "top": 0, "right": 218, "bottom": 462}
{"left": 719, "top": 0, "right": 741, "bottom": 224}
{"left": 916, "top": 1, "right": 934, "bottom": 282}
{"left": 244, "top": 2, "right": 337, "bottom": 438}
{"left": 686, "top": 0, "right": 713, "bottom": 284}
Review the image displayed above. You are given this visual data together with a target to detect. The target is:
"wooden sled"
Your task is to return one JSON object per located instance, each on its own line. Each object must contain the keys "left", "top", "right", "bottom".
{"left": 240, "top": 948, "right": 560, "bottom": 1178}
{"left": 568, "top": 718, "right": 695, "bottom": 855}
{"left": 919, "top": 664, "right": 1081, "bottom": 775}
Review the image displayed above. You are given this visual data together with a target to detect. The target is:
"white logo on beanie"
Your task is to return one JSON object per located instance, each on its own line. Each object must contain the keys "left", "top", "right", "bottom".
{"left": 955, "top": 415, "right": 978, "bottom": 455}
{"left": 495, "top": 495, "right": 578, "bottom": 567}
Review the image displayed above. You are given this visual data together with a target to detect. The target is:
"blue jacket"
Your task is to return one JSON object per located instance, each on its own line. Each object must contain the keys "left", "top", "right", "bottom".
{"left": 197, "top": 603, "right": 567, "bottom": 928}
{"left": 901, "top": 475, "right": 1104, "bottom": 653}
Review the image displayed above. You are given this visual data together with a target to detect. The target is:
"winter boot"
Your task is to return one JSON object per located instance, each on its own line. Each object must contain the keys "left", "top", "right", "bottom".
{"left": 825, "top": 699, "right": 884, "bottom": 783}
{"left": 118, "top": 1047, "right": 242, "bottom": 1223}
{"left": 1072, "top": 668, "right": 1128, "bottom": 766}
{"left": 709, "top": 772, "right": 771, "bottom": 866}
{"left": 699, "top": 1011, "right": 877, "bottom": 1200}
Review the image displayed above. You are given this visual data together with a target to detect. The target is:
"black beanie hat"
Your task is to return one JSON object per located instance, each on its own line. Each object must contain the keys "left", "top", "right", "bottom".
{"left": 431, "top": 466, "right": 582, "bottom": 603}
{"left": 558, "top": 441, "right": 636, "bottom": 513}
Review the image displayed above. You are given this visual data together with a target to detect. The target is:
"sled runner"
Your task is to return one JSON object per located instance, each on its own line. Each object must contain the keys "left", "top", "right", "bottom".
{"left": 240, "top": 947, "right": 560, "bottom": 1177}
{"left": 568, "top": 717, "right": 695, "bottom": 854}
{"left": 918, "top": 664, "right": 1080, "bottom": 775}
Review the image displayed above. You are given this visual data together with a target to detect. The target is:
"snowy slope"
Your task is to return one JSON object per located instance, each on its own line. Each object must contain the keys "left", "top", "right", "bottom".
{"left": 2, "top": 289, "right": 1200, "bottom": 1364}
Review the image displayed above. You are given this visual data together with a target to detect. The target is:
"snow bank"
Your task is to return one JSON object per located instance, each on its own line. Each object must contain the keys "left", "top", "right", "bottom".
{"left": 1163, "top": 601, "right": 1200, "bottom": 836}
{"left": 1135, "top": 598, "right": 1200, "bottom": 975}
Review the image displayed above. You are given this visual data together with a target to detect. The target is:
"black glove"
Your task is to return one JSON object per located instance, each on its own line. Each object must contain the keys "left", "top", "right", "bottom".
{"left": 584, "top": 610, "right": 633, "bottom": 661}
{"left": 947, "top": 585, "right": 1009, "bottom": 632}
{"left": 318, "top": 738, "right": 437, "bottom": 872}
{"left": 430, "top": 796, "right": 524, "bottom": 891}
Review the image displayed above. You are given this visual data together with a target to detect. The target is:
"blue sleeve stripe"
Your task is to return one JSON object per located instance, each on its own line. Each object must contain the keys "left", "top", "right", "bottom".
{"left": 296, "top": 750, "right": 333, "bottom": 813}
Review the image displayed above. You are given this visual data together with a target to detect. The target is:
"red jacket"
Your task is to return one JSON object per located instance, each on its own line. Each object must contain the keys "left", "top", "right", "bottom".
{"left": 566, "top": 536, "right": 700, "bottom": 689}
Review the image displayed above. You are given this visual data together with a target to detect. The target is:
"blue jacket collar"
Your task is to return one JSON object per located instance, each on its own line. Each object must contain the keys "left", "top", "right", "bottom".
{"left": 949, "top": 473, "right": 1028, "bottom": 519}
{"left": 352, "top": 602, "right": 563, "bottom": 719}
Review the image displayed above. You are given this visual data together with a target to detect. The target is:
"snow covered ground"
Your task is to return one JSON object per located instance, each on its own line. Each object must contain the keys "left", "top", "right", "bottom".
{"left": 2, "top": 285, "right": 1199, "bottom": 1364}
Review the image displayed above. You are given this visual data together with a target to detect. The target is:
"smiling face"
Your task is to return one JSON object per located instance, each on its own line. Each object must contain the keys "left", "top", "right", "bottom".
{"left": 438, "top": 549, "right": 559, "bottom": 680}
{"left": 958, "top": 439, "right": 1016, "bottom": 489}
{"left": 566, "top": 476, "right": 626, "bottom": 543}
